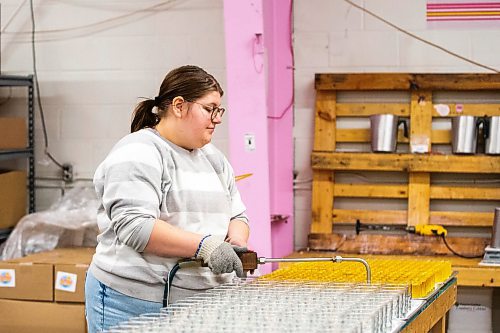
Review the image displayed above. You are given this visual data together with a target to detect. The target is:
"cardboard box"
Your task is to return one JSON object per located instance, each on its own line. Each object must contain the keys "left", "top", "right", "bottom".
{"left": 448, "top": 303, "right": 492, "bottom": 333}
{"left": 0, "top": 299, "right": 86, "bottom": 333}
{"left": 0, "top": 170, "right": 27, "bottom": 229}
{"left": 0, "top": 117, "right": 27, "bottom": 149}
{"left": 0, "top": 262, "right": 53, "bottom": 301}
{"left": 0, "top": 247, "right": 94, "bottom": 302}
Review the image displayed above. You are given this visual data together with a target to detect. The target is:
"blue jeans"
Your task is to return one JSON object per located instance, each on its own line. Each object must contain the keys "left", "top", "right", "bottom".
{"left": 85, "top": 270, "right": 162, "bottom": 333}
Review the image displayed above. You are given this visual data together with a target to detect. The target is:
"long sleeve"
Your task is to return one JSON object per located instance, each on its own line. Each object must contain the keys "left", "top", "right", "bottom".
{"left": 94, "top": 140, "right": 164, "bottom": 252}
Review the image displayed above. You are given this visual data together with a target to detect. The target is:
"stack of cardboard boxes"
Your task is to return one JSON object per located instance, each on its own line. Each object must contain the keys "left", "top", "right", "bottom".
{"left": 0, "top": 117, "right": 94, "bottom": 331}
{"left": 0, "top": 247, "right": 94, "bottom": 333}
{"left": 0, "top": 117, "right": 28, "bottom": 233}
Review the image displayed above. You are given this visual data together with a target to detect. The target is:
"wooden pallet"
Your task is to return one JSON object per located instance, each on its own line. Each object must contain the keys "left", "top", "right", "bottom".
{"left": 310, "top": 73, "right": 500, "bottom": 254}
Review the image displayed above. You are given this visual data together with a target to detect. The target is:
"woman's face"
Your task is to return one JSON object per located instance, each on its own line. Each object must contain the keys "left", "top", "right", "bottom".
{"left": 182, "top": 90, "right": 223, "bottom": 149}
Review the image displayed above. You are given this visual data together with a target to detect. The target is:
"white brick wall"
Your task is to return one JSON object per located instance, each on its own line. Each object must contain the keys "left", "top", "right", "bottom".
{"left": 0, "top": 0, "right": 228, "bottom": 209}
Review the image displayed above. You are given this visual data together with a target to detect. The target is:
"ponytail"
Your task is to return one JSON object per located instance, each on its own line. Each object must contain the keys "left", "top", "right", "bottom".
{"left": 131, "top": 99, "right": 158, "bottom": 133}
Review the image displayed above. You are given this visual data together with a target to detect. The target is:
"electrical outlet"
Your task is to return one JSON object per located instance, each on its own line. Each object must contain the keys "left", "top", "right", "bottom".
{"left": 62, "top": 163, "right": 73, "bottom": 183}
{"left": 244, "top": 133, "right": 256, "bottom": 151}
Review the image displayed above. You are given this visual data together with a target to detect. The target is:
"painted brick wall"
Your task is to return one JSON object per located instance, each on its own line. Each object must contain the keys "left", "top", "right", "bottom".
{"left": 0, "top": 0, "right": 229, "bottom": 209}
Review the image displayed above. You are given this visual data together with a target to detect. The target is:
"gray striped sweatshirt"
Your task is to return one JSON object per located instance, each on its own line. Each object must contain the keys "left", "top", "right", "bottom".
{"left": 90, "top": 128, "right": 248, "bottom": 302}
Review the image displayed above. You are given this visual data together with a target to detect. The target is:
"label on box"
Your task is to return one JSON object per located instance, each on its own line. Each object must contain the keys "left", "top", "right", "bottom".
{"left": 0, "top": 269, "right": 16, "bottom": 287}
{"left": 55, "top": 271, "right": 77, "bottom": 293}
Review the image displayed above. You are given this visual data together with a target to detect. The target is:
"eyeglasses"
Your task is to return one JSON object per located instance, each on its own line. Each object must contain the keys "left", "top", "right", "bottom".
{"left": 188, "top": 101, "right": 225, "bottom": 122}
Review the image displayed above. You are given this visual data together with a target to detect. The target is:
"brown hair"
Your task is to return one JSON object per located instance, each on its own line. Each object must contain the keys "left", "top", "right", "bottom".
{"left": 131, "top": 65, "right": 224, "bottom": 132}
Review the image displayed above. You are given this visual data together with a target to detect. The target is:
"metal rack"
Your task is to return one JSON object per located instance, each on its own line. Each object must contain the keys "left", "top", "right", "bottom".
{"left": 0, "top": 74, "right": 35, "bottom": 214}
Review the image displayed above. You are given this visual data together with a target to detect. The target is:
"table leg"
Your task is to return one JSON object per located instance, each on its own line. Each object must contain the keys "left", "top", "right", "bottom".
{"left": 430, "top": 316, "right": 445, "bottom": 333}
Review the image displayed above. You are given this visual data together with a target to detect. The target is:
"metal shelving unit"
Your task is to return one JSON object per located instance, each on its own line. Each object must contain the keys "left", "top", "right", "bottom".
{"left": 0, "top": 74, "right": 35, "bottom": 214}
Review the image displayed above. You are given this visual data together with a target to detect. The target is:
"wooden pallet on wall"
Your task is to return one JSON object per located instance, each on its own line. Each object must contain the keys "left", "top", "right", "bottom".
{"left": 309, "top": 73, "right": 500, "bottom": 255}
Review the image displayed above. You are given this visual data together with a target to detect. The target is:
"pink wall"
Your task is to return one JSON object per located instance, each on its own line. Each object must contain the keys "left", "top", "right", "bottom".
{"left": 224, "top": 0, "right": 294, "bottom": 273}
{"left": 263, "top": 0, "right": 295, "bottom": 265}
{"left": 223, "top": 0, "right": 272, "bottom": 273}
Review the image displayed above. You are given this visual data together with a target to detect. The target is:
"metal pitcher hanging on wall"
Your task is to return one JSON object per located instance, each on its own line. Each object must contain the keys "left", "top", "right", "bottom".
{"left": 370, "top": 114, "right": 409, "bottom": 153}
{"left": 484, "top": 116, "right": 500, "bottom": 155}
{"left": 451, "top": 115, "right": 485, "bottom": 154}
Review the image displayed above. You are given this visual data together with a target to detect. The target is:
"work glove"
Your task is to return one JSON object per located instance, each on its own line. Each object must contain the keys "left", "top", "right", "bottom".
{"left": 232, "top": 245, "right": 255, "bottom": 275}
{"left": 231, "top": 245, "right": 248, "bottom": 254}
{"left": 196, "top": 236, "right": 244, "bottom": 277}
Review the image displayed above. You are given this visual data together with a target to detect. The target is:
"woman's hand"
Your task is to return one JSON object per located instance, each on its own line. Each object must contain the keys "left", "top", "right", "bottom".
{"left": 195, "top": 236, "right": 244, "bottom": 277}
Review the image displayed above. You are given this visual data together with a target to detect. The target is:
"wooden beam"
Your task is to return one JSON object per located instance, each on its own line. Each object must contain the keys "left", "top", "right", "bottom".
{"left": 431, "top": 186, "right": 500, "bottom": 200}
{"left": 335, "top": 103, "right": 409, "bottom": 116}
{"left": 313, "top": 90, "right": 336, "bottom": 151}
{"left": 315, "top": 73, "right": 500, "bottom": 91}
{"left": 311, "top": 152, "right": 500, "bottom": 173}
{"left": 311, "top": 89, "right": 336, "bottom": 234}
{"left": 312, "top": 152, "right": 410, "bottom": 171}
{"left": 333, "top": 184, "right": 500, "bottom": 200}
{"left": 333, "top": 209, "right": 407, "bottom": 225}
{"left": 456, "top": 267, "right": 500, "bottom": 287}
{"left": 307, "top": 233, "right": 489, "bottom": 256}
{"left": 408, "top": 91, "right": 432, "bottom": 227}
{"left": 410, "top": 91, "right": 432, "bottom": 153}
{"left": 414, "top": 73, "right": 500, "bottom": 90}
{"left": 432, "top": 104, "right": 500, "bottom": 117}
{"left": 336, "top": 128, "right": 371, "bottom": 142}
{"left": 335, "top": 103, "right": 500, "bottom": 118}
{"left": 431, "top": 129, "right": 452, "bottom": 144}
{"left": 430, "top": 318, "right": 446, "bottom": 333}
{"left": 310, "top": 171, "right": 335, "bottom": 234}
{"left": 315, "top": 73, "right": 414, "bottom": 90}
{"left": 408, "top": 173, "right": 431, "bottom": 226}
{"left": 430, "top": 211, "right": 494, "bottom": 227}
{"left": 417, "top": 154, "right": 500, "bottom": 173}
{"left": 334, "top": 184, "right": 408, "bottom": 198}
{"left": 336, "top": 128, "right": 450, "bottom": 144}
{"left": 331, "top": 209, "right": 494, "bottom": 227}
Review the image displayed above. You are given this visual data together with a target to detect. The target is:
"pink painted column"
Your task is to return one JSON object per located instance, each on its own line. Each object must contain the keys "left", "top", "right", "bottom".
{"left": 263, "top": 0, "right": 294, "bottom": 265}
{"left": 224, "top": 0, "right": 294, "bottom": 273}
{"left": 223, "top": 0, "right": 272, "bottom": 273}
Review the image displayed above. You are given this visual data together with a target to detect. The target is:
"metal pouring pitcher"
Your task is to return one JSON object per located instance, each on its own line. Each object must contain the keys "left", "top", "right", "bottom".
{"left": 451, "top": 115, "right": 484, "bottom": 154}
{"left": 370, "top": 114, "right": 408, "bottom": 153}
{"left": 484, "top": 116, "right": 500, "bottom": 155}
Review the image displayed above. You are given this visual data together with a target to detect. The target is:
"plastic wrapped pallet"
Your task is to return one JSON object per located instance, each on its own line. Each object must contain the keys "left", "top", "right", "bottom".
{"left": 1, "top": 186, "right": 98, "bottom": 260}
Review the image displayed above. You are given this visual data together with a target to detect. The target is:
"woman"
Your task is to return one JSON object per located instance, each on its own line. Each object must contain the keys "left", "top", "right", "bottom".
{"left": 85, "top": 65, "right": 250, "bottom": 332}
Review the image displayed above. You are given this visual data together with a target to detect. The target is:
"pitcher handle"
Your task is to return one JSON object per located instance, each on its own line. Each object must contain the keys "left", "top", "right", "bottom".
{"left": 477, "top": 117, "right": 489, "bottom": 141}
{"left": 483, "top": 117, "right": 490, "bottom": 140}
{"left": 398, "top": 119, "right": 409, "bottom": 138}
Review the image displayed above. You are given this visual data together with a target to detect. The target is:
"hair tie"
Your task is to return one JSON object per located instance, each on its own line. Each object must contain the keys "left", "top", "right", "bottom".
{"left": 153, "top": 96, "right": 161, "bottom": 107}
